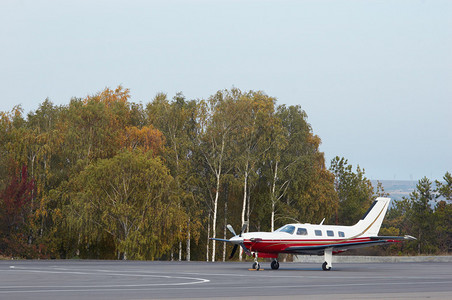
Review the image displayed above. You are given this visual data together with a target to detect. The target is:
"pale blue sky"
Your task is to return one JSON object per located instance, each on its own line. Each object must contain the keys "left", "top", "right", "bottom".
{"left": 1, "top": 0, "right": 451, "bottom": 180}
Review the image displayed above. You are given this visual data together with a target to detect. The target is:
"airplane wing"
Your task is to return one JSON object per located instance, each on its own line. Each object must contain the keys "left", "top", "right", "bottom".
{"left": 283, "top": 235, "right": 416, "bottom": 255}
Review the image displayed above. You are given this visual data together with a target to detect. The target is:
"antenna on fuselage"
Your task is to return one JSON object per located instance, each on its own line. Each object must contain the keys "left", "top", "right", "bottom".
{"left": 319, "top": 218, "right": 325, "bottom": 225}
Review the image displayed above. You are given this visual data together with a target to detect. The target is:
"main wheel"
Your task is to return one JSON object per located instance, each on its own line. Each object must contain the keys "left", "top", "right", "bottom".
{"left": 271, "top": 260, "right": 280, "bottom": 270}
{"left": 322, "top": 261, "right": 331, "bottom": 271}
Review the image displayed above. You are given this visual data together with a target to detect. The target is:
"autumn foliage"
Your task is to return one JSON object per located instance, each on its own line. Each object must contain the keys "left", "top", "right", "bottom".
{"left": 0, "top": 86, "right": 450, "bottom": 260}
{"left": 0, "top": 163, "right": 36, "bottom": 257}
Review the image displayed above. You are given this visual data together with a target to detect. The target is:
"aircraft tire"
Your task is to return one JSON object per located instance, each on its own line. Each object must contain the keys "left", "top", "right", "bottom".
{"left": 252, "top": 262, "right": 260, "bottom": 270}
{"left": 271, "top": 260, "right": 279, "bottom": 270}
{"left": 322, "top": 262, "right": 331, "bottom": 271}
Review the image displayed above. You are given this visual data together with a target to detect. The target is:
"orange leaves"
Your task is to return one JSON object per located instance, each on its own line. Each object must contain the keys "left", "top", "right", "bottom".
{"left": 307, "top": 133, "right": 322, "bottom": 149}
{"left": 84, "top": 85, "right": 131, "bottom": 106}
{"left": 122, "top": 125, "right": 165, "bottom": 155}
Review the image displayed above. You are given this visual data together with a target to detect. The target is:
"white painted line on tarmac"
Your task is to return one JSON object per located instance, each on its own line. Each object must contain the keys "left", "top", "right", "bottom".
{"left": 0, "top": 280, "right": 451, "bottom": 295}
{"left": 1, "top": 267, "right": 210, "bottom": 291}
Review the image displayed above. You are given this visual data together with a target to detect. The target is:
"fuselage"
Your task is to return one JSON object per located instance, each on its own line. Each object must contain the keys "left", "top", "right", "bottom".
{"left": 231, "top": 223, "right": 373, "bottom": 257}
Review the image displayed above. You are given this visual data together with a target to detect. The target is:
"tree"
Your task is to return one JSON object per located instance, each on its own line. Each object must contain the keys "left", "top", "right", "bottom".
{"left": 329, "top": 157, "right": 374, "bottom": 225}
{"left": 433, "top": 200, "right": 452, "bottom": 253}
{"left": 436, "top": 172, "right": 452, "bottom": 201}
{"left": 434, "top": 172, "right": 452, "bottom": 252}
{"left": 146, "top": 92, "right": 202, "bottom": 261}
{"left": 406, "top": 177, "right": 436, "bottom": 254}
{"left": 232, "top": 91, "right": 276, "bottom": 259}
{"left": 196, "top": 89, "right": 242, "bottom": 262}
{"left": 59, "top": 86, "right": 133, "bottom": 167}
{"left": 66, "top": 150, "right": 184, "bottom": 260}
{"left": 0, "top": 163, "right": 36, "bottom": 257}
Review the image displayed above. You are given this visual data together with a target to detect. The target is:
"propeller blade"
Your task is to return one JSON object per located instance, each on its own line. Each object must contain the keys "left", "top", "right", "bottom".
{"left": 240, "top": 243, "right": 251, "bottom": 256}
{"left": 226, "top": 224, "right": 237, "bottom": 236}
{"left": 229, "top": 244, "right": 238, "bottom": 259}
{"left": 239, "top": 223, "right": 247, "bottom": 237}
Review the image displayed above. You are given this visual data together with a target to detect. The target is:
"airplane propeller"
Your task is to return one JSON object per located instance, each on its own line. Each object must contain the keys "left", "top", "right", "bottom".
{"left": 226, "top": 224, "right": 236, "bottom": 236}
{"left": 228, "top": 223, "right": 247, "bottom": 259}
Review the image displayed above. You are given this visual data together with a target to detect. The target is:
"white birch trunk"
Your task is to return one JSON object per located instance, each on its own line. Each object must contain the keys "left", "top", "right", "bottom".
{"left": 271, "top": 161, "right": 278, "bottom": 232}
{"left": 222, "top": 225, "right": 227, "bottom": 262}
{"left": 210, "top": 134, "right": 225, "bottom": 263}
{"left": 239, "top": 163, "right": 249, "bottom": 261}
{"left": 211, "top": 173, "right": 220, "bottom": 262}
{"left": 206, "top": 211, "right": 210, "bottom": 262}
{"left": 186, "top": 219, "right": 191, "bottom": 262}
{"left": 222, "top": 200, "right": 228, "bottom": 262}
{"left": 178, "top": 240, "right": 182, "bottom": 261}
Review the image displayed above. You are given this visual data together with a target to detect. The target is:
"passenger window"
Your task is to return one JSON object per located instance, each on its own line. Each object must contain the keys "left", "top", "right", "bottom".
{"left": 297, "top": 228, "right": 307, "bottom": 235}
{"left": 327, "top": 230, "right": 334, "bottom": 237}
{"left": 315, "top": 230, "right": 322, "bottom": 236}
{"left": 338, "top": 231, "right": 345, "bottom": 237}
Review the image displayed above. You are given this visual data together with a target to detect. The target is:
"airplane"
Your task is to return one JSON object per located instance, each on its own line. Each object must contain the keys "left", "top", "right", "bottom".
{"left": 211, "top": 197, "right": 416, "bottom": 271}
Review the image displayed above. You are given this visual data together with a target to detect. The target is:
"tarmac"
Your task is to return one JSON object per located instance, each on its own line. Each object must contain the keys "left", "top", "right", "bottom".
{"left": 1, "top": 259, "right": 452, "bottom": 299}
{"left": 294, "top": 254, "right": 452, "bottom": 263}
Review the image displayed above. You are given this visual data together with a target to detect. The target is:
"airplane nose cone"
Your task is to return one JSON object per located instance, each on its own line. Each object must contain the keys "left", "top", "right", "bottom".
{"left": 230, "top": 236, "right": 244, "bottom": 244}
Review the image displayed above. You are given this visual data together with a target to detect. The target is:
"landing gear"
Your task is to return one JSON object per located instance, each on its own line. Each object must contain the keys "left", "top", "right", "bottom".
{"left": 322, "top": 248, "right": 332, "bottom": 271}
{"left": 270, "top": 259, "right": 280, "bottom": 270}
{"left": 251, "top": 252, "right": 260, "bottom": 270}
{"left": 322, "top": 261, "right": 331, "bottom": 271}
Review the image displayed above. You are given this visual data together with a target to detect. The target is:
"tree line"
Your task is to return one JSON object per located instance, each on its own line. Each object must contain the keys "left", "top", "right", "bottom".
{"left": 0, "top": 86, "right": 450, "bottom": 260}
{"left": 380, "top": 173, "right": 452, "bottom": 255}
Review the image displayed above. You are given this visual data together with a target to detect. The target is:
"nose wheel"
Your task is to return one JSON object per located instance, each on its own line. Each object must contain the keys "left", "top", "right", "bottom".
{"left": 252, "top": 262, "right": 260, "bottom": 270}
{"left": 251, "top": 252, "right": 261, "bottom": 270}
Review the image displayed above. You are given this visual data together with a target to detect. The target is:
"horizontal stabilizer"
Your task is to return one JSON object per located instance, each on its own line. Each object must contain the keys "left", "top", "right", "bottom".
{"left": 370, "top": 235, "right": 416, "bottom": 241}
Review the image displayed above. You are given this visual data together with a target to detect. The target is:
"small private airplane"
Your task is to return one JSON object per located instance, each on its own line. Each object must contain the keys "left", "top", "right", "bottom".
{"left": 211, "top": 197, "right": 416, "bottom": 271}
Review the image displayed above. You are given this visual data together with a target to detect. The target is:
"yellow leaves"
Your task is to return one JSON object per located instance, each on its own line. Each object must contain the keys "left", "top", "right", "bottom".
{"left": 84, "top": 85, "right": 131, "bottom": 106}
{"left": 122, "top": 125, "right": 165, "bottom": 155}
{"left": 308, "top": 133, "right": 322, "bottom": 149}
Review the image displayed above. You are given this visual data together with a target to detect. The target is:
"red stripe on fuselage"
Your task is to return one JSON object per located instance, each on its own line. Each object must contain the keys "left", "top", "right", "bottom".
{"left": 243, "top": 237, "right": 372, "bottom": 253}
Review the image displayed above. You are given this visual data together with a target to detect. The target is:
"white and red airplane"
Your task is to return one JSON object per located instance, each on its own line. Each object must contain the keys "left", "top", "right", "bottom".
{"left": 211, "top": 197, "right": 415, "bottom": 271}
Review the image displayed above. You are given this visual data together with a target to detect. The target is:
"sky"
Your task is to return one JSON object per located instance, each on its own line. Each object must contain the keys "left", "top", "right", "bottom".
{"left": 1, "top": 0, "right": 451, "bottom": 181}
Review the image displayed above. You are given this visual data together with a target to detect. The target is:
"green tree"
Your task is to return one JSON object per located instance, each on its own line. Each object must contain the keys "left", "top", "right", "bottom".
{"left": 196, "top": 89, "right": 241, "bottom": 262}
{"left": 433, "top": 200, "right": 452, "bottom": 253}
{"left": 434, "top": 172, "right": 452, "bottom": 252}
{"left": 406, "top": 177, "right": 436, "bottom": 254}
{"left": 146, "top": 92, "right": 202, "bottom": 261}
{"left": 66, "top": 150, "right": 183, "bottom": 260}
{"left": 233, "top": 91, "right": 276, "bottom": 259}
{"left": 436, "top": 172, "right": 452, "bottom": 201}
{"left": 329, "top": 157, "right": 374, "bottom": 225}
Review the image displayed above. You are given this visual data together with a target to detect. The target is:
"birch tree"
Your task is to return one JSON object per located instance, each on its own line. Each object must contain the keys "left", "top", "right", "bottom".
{"left": 197, "top": 89, "right": 240, "bottom": 262}
{"left": 146, "top": 93, "right": 201, "bottom": 261}
{"left": 233, "top": 91, "right": 276, "bottom": 259}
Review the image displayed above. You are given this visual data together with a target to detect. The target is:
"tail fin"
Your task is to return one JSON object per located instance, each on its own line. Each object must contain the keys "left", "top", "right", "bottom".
{"left": 352, "top": 197, "right": 391, "bottom": 237}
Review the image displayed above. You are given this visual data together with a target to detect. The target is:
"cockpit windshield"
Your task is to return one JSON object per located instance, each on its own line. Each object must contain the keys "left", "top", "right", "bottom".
{"left": 275, "top": 225, "right": 295, "bottom": 234}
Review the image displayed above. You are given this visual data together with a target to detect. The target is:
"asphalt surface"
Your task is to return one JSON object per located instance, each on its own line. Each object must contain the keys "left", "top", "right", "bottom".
{"left": 1, "top": 260, "right": 451, "bottom": 299}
